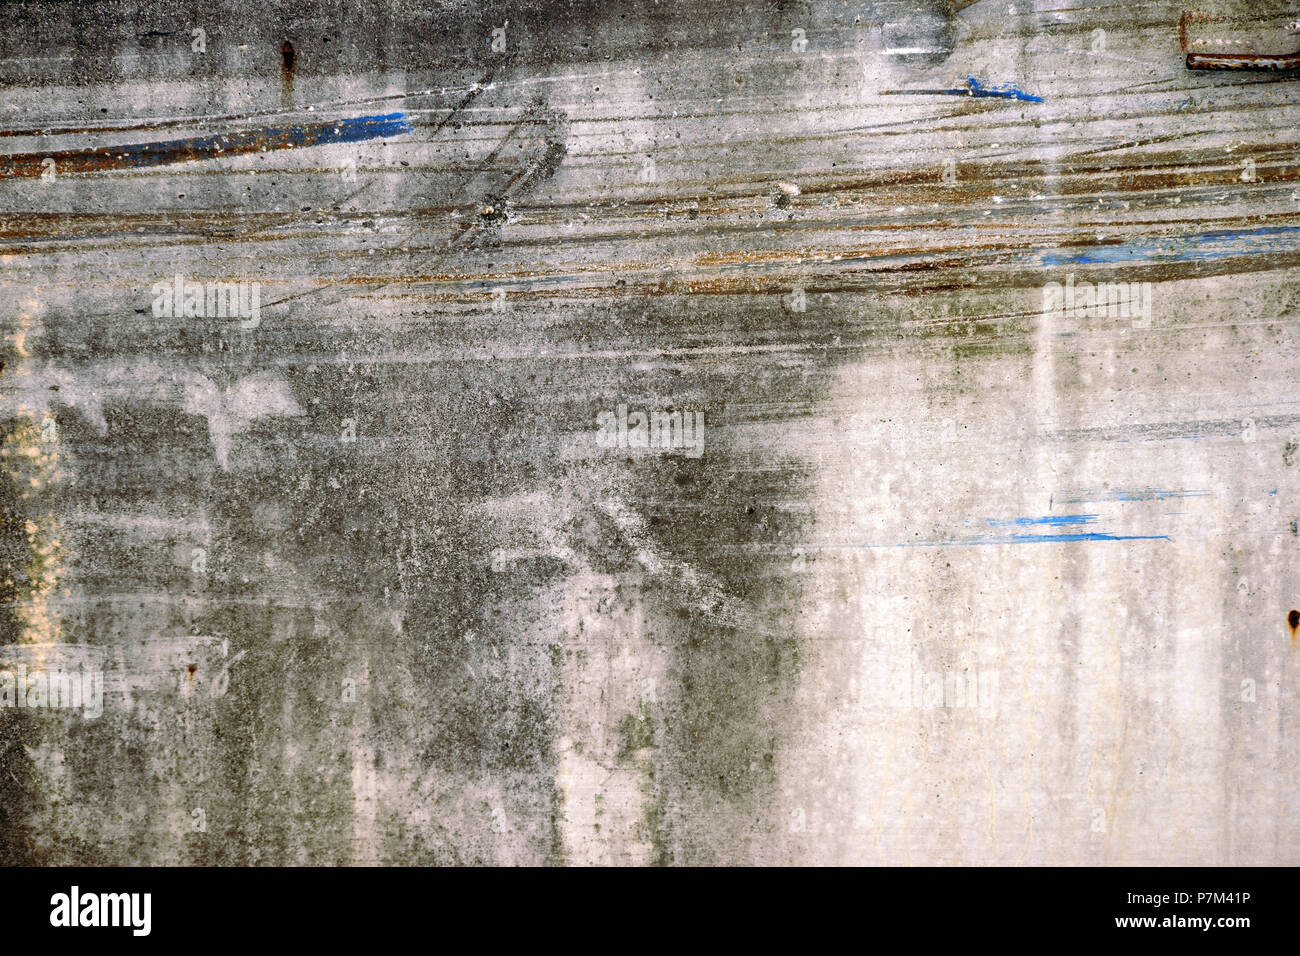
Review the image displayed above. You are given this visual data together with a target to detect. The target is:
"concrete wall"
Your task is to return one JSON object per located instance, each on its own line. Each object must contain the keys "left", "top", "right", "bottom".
{"left": 0, "top": 0, "right": 1296, "bottom": 864}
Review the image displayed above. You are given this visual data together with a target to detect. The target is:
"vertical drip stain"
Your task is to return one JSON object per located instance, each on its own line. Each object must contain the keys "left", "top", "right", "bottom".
{"left": 280, "top": 41, "right": 296, "bottom": 108}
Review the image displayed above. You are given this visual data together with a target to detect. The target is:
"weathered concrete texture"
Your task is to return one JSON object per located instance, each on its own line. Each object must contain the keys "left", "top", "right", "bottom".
{"left": 0, "top": 0, "right": 1297, "bottom": 864}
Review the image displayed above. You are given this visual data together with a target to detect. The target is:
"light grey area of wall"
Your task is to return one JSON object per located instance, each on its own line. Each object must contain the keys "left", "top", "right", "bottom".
{"left": 0, "top": 0, "right": 1297, "bottom": 865}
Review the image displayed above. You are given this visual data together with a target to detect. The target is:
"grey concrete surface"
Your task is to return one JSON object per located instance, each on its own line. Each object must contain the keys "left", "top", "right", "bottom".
{"left": 0, "top": 0, "right": 1297, "bottom": 864}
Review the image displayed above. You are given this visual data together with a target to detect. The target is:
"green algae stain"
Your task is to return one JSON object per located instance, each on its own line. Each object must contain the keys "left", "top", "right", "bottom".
{"left": 616, "top": 708, "right": 655, "bottom": 759}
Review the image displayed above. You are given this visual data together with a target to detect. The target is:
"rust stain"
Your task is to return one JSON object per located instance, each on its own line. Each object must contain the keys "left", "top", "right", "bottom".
{"left": 1182, "top": 10, "right": 1300, "bottom": 70}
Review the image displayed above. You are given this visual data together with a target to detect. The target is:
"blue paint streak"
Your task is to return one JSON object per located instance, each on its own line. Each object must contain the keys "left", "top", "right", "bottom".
{"left": 1041, "top": 224, "right": 1300, "bottom": 267}
{"left": 989, "top": 514, "right": 1098, "bottom": 527}
{"left": 707, "top": 216, "right": 1300, "bottom": 276}
{"left": 1003, "top": 532, "right": 1170, "bottom": 544}
{"left": 295, "top": 112, "right": 413, "bottom": 145}
{"left": 1058, "top": 489, "right": 1210, "bottom": 504}
{"left": 90, "top": 112, "right": 412, "bottom": 171}
{"left": 964, "top": 76, "right": 1044, "bottom": 102}
{"left": 885, "top": 75, "right": 1043, "bottom": 102}
{"left": 879, "top": 530, "right": 1170, "bottom": 548}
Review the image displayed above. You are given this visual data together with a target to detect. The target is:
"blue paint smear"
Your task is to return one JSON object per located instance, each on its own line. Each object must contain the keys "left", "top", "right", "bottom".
{"left": 896, "top": 75, "right": 1043, "bottom": 102}
{"left": 1041, "top": 224, "right": 1300, "bottom": 267}
{"left": 293, "top": 112, "right": 413, "bottom": 145}
{"left": 964, "top": 76, "right": 1043, "bottom": 102}
{"left": 988, "top": 514, "right": 1098, "bottom": 527}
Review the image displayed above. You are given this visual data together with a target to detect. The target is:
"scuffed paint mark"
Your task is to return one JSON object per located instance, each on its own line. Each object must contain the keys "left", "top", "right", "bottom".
{"left": 993, "top": 531, "right": 1170, "bottom": 544}
{"left": 867, "top": 518, "right": 1170, "bottom": 548}
{"left": 1040, "top": 224, "right": 1300, "bottom": 268}
{"left": 0, "top": 112, "right": 413, "bottom": 177}
{"left": 904, "top": 531, "right": 1171, "bottom": 547}
{"left": 880, "top": 75, "right": 1044, "bottom": 102}
{"left": 988, "top": 514, "right": 1099, "bottom": 528}
{"left": 1056, "top": 489, "right": 1210, "bottom": 504}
